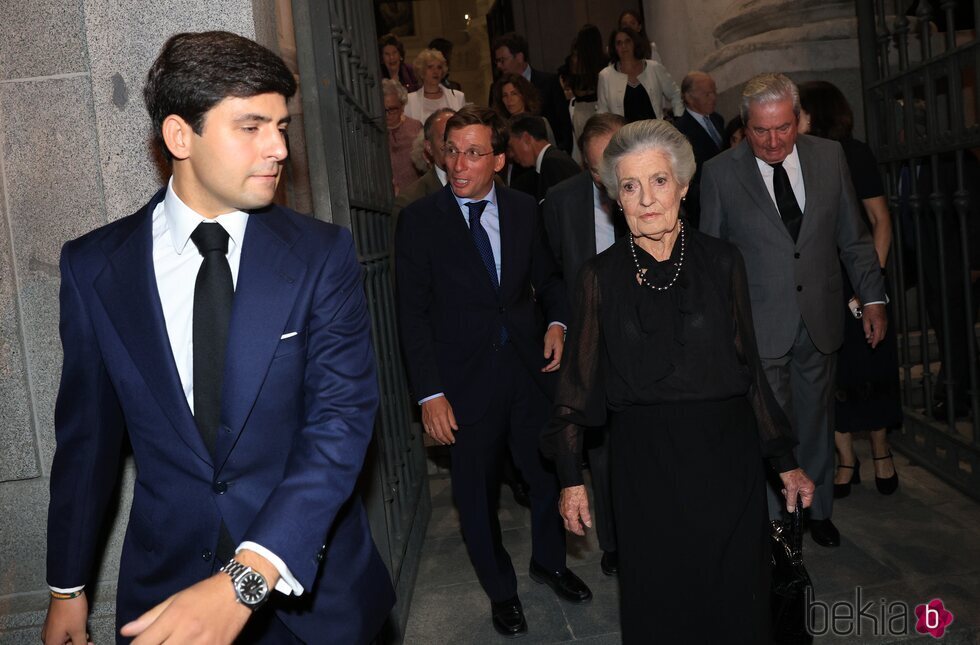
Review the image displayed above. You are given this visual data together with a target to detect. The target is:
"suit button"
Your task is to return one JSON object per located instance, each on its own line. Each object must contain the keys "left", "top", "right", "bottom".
{"left": 213, "top": 481, "right": 228, "bottom": 494}
{"left": 796, "top": 285, "right": 803, "bottom": 292}
{"left": 201, "top": 549, "right": 213, "bottom": 561}
{"left": 794, "top": 252, "right": 800, "bottom": 259}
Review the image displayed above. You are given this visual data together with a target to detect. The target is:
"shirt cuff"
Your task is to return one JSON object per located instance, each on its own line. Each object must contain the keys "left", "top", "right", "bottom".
{"left": 237, "top": 542, "right": 304, "bottom": 596}
{"left": 548, "top": 321, "right": 567, "bottom": 331}
{"left": 49, "top": 585, "right": 85, "bottom": 594}
{"left": 418, "top": 392, "right": 445, "bottom": 405}
{"left": 863, "top": 300, "right": 886, "bottom": 306}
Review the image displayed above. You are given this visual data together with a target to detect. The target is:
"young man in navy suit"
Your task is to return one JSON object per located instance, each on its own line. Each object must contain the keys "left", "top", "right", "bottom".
{"left": 42, "top": 31, "right": 392, "bottom": 644}
{"left": 395, "top": 106, "right": 591, "bottom": 637}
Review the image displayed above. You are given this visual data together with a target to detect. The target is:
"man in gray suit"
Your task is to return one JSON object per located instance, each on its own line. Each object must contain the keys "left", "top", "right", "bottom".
{"left": 541, "top": 112, "right": 625, "bottom": 576}
{"left": 394, "top": 108, "right": 456, "bottom": 218}
{"left": 700, "top": 73, "right": 887, "bottom": 547}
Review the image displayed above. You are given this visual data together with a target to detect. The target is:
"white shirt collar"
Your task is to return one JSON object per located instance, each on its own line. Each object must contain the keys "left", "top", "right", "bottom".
{"left": 452, "top": 184, "right": 498, "bottom": 215}
{"left": 754, "top": 144, "right": 801, "bottom": 175}
{"left": 435, "top": 165, "right": 448, "bottom": 186}
{"left": 163, "top": 178, "right": 249, "bottom": 255}
{"left": 535, "top": 143, "right": 551, "bottom": 174}
{"left": 521, "top": 64, "right": 532, "bottom": 81}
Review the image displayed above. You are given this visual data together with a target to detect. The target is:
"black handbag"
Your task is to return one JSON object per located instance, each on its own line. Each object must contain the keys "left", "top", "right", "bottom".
{"left": 770, "top": 497, "right": 813, "bottom": 644}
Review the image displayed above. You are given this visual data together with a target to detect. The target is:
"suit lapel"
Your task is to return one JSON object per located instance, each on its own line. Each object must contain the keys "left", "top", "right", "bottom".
{"left": 795, "top": 136, "right": 821, "bottom": 245}
{"left": 94, "top": 192, "right": 210, "bottom": 465}
{"left": 574, "top": 174, "right": 598, "bottom": 260}
{"left": 214, "top": 211, "right": 307, "bottom": 469}
{"left": 732, "top": 143, "right": 792, "bottom": 239}
{"left": 497, "top": 188, "right": 520, "bottom": 296}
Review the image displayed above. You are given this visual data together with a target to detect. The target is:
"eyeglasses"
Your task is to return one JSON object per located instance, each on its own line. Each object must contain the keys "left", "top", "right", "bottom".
{"left": 444, "top": 146, "right": 495, "bottom": 161}
{"left": 384, "top": 106, "right": 402, "bottom": 114}
{"left": 494, "top": 54, "right": 514, "bottom": 66}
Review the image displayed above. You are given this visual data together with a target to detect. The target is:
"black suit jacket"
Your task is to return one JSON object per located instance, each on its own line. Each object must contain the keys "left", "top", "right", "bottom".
{"left": 395, "top": 185, "right": 569, "bottom": 424}
{"left": 530, "top": 67, "right": 573, "bottom": 154}
{"left": 513, "top": 146, "right": 581, "bottom": 203}
{"left": 675, "top": 109, "right": 725, "bottom": 227}
{"left": 542, "top": 171, "right": 604, "bottom": 304}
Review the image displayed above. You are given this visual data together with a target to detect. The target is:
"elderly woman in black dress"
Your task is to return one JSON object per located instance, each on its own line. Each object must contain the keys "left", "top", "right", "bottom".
{"left": 543, "top": 119, "right": 815, "bottom": 643}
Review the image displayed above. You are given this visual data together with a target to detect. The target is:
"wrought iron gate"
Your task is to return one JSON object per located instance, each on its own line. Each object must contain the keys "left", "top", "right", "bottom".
{"left": 291, "top": 0, "right": 429, "bottom": 636}
{"left": 857, "top": 0, "right": 980, "bottom": 500}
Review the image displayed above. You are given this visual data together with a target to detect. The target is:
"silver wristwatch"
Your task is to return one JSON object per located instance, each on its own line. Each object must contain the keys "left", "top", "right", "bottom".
{"left": 221, "top": 559, "right": 269, "bottom": 610}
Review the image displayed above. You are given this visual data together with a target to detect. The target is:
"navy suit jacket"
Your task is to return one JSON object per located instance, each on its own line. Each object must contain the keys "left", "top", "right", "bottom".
{"left": 46, "top": 189, "right": 393, "bottom": 643}
{"left": 675, "top": 109, "right": 725, "bottom": 227}
{"left": 394, "top": 185, "right": 569, "bottom": 424}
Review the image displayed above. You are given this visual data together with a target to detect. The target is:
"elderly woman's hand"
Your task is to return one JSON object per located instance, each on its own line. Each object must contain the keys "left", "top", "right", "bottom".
{"left": 778, "top": 468, "right": 815, "bottom": 513}
{"left": 559, "top": 485, "right": 592, "bottom": 536}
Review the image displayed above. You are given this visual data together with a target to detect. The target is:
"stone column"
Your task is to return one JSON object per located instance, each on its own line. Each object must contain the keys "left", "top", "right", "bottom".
{"left": 0, "top": 2, "right": 282, "bottom": 641}
{"left": 644, "top": 0, "right": 868, "bottom": 138}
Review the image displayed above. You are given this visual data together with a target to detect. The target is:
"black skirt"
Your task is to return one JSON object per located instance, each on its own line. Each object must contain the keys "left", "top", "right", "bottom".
{"left": 609, "top": 397, "right": 772, "bottom": 644}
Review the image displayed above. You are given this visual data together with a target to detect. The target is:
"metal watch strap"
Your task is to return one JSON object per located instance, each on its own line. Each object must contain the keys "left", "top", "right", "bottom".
{"left": 221, "top": 558, "right": 268, "bottom": 610}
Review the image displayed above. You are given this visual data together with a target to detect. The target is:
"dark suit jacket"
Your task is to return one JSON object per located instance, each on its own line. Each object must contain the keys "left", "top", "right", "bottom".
{"left": 395, "top": 185, "right": 569, "bottom": 424}
{"left": 675, "top": 109, "right": 725, "bottom": 228}
{"left": 47, "top": 189, "right": 394, "bottom": 643}
{"left": 700, "top": 136, "right": 886, "bottom": 357}
{"left": 542, "top": 171, "right": 606, "bottom": 304}
{"left": 530, "top": 67, "right": 573, "bottom": 154}
{"left": 512, "top": 146, "right": 581, "bottom": 204}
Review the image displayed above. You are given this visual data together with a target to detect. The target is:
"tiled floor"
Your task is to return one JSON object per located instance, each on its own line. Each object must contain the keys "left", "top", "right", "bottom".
{"left": 402, "top": 443, "right": 980, "bottom": 644}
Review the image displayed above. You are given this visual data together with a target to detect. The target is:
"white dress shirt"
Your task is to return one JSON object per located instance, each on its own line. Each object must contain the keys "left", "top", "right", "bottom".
{"left": 593, "top": 184, "right": 617, "bottom": 254}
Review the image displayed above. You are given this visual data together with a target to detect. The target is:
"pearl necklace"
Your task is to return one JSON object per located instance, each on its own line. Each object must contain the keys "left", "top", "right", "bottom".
{"left": 628, "top": 220, "right": 685, "bottom": 292}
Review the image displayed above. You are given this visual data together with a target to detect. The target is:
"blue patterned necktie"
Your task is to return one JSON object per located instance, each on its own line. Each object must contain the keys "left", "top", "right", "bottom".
{"left": 702, "top": 114, "right": 722, "bottom": 148}
{"left": 466, "top": 200, "right": 499, "bottom": 289}
{"left": 466, "top": 200, "right": 507, "bottom": 344}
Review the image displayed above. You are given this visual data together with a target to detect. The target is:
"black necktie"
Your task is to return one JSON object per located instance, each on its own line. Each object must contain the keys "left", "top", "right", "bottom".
{"left": 769, "top": 162, "right": 804, "bottom": 242}
{"left": 190, "top": 222, "right": 233, "bottom": 454}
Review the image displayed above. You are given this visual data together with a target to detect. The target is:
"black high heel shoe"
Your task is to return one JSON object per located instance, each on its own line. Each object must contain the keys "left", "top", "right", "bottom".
{"left": 873, "top": 452, "right": 899, "bottom": 495}
{"left": 833, "top": 458, "right": 860, "bottom": 499}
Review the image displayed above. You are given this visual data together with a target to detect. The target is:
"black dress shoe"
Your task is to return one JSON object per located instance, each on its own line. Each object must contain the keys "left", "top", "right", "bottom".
{"left": 600, "top": 550, "right": 618, "bottom": 576}
{"left": 528, "top": 560, "right": 592, "bottom": 603}
{"left": 509, "top": 481, "right": 531, "bottom": 508}
{"left": 833, "top": 458, "right": 860, "bottom": 499}
{"left": 809, "top": 518, "right": 841, "bottom": 547}
{"left": 490, "top": 596, "right": 527, "bottom": 637}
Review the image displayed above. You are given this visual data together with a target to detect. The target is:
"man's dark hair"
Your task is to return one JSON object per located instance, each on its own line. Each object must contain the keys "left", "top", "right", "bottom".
{"left": 578, "top": 112, "right": 626, "bottom": 154}
{"left": 509, "top": 114, "right": 549, "bottom": 142}
{"left": 492, "top": 32, "right": 529, "bottom": 62}
{"left": 445, "top": 105, "right": 509, "bottom": 154}
{"left": 144, "top": 31, "right": 296, "bottom": 159}
{"left": 428, "top": 37, "right": 454, "bottom": 63}
{"left": 423, "top": 107, "right": 456, "bottom": 143}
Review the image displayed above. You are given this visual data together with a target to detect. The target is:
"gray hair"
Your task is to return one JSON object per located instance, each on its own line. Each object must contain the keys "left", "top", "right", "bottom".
{"left": 413, "top": 48, "right": 447, "bottom": 75}
{"left": 423, "top": 107, "right": 455, "bottom": 143}
{"left": 381, "top": 77, "right": 408, "bottom": 105}
{"left": 599, "top": 119, "right": 696, "bottom": 199}
{"left": 739, "top": 72, "right": 799, "bottom": 123}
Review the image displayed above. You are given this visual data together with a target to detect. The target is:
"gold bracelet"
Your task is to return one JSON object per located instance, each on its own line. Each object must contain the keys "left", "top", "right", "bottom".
{"left": 50, "top": 590, "right": 84, "bottom": 600}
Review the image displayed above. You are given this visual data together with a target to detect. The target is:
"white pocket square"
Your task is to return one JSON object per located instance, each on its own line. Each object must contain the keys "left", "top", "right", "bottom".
{"left": 280, "top": 331, "right": 299, "bottom": 340}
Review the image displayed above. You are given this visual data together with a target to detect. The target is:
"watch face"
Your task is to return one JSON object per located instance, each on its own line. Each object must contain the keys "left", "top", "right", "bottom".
{"left": 237, "top": 572, "right": 268, "bottom": 606}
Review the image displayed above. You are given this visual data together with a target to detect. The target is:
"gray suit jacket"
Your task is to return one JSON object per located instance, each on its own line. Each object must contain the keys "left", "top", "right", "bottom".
{"left": 700, "top": 135, "right": 885, "bottom": 358}
{"left": 542, "top": 171, "right": 601, "bottom": 305}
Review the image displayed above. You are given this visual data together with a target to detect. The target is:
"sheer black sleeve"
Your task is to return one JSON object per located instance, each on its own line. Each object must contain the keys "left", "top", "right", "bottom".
{"left": 541, "top": 259, "right": 607, "bottom": 487}
{"left": 730, "top": 248, "right": 799, "bottom": 473}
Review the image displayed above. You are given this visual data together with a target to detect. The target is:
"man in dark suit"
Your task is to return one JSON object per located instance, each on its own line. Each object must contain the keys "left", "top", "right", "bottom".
{"left": 395, "top": 105, "right": 591, "bottom": 637}
{"left": 541, "top": 112, "right": 625, "bottom": 577}
{"left": 700, "top": 73, "right": 887, "bottom": 549}
{"left": 41, "top": 31, "right": 393, "bottom": 645}
{"left": 493, "top": 32, "right": 572, "bottom": 154}
{"left": 508, "top": 114, "right": 581, "bottom": 204}
{"left": 674, "top": 71, "right": 725, "bottom": 228}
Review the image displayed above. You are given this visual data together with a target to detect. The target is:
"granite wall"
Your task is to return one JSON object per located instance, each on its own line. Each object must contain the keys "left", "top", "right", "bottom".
{"left": 0, "top": 1, "right": 280, "bottom": 641}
